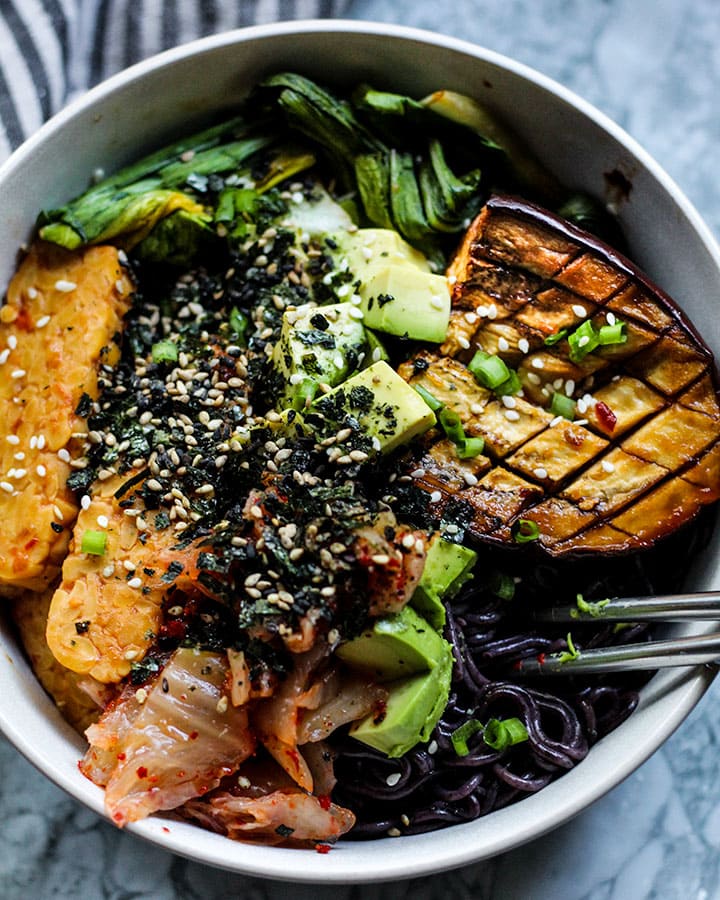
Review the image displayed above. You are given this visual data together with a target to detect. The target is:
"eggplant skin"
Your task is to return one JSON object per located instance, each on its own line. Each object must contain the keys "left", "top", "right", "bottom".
{"left": 403, "top": 195, "right": 720, "bottom": 557}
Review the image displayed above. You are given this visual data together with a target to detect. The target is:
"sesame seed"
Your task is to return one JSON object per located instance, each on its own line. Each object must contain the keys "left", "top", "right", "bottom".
{"left": 387, "top": 828, "right": 402, "bottom": 838}
{"left": 54, "top": 279, "right": 77, "bottom": 292}
{"left": 577, "top": 399, "right": 588, "bottom": 414}
{"left": 427, "top": 740, "right": 438, "bottom": 754}
{"left": 498, "top": 337, "right": 510, "bottom": 352}
{"left": 574, "top": 418, "right": 589, "bottom": 426}
{"left": 35, "top": 315, "right": 51, "bottom": 328}
{"left": 530, "top": 358, "right": 544, "bottom": 370}
{"left": 0, "top": 482, "right": 13, "bottom": 493}
{"left": 7, "top": 335, "right": 17, "bottom": 349}
{"left": 127, "top": 577, "right": 142, "bottom": 589}
{"left": 53, "top": 505, "right": 63, "bottom": 520}
{"left": 102, "top": 564, "right": 115, "bottom": 578}
{"left": 464, "top": 312, "right": 478, "bottom": 325}
{"left": 606, "top": 311, "right": 617, "bottom": 326}
{"left": 564, "top": 379, "right": 576, "bottom": 397}
{"left": 504, "top": 409, "right": 520, "bottom": 422}
{"left": 463, "top": 472, "right": 478, "bottom": 486}
{"left": 10, "top": 369, "right": 26, "bottom": 379}
{"left": 501, "top": 395, "right": 517, "bottom": 409}
{"left": 96, "top": 514, "right": 109, "bottom": 528}
{"left": 6, "top": 434, "right": 19, "bottom": 445}
{"left": 123, "top": 560, "right": 136, "bottom": 572}
{"left": 146, "top": 479, "right": 163, "bottom": 491}
{"left": 135, "top": 688, "right": 148, "bottom": 704}
{"left": 550, "top": 415, "right": 563, "bottom": 427}
{"left": 80, "top": 495, "right": 91, "bottom": 510}
{"left": 430, "top": 295, "right": 445, "bottom": 310}
{"left": 348, "top": 307, "right": 364, "bottom": 320}
{"left": 518, "top": 338, "right": 530, "bottom": 354}
{"left": 457, "top": 336, "right": 470, "bottom": 350}
{"left": 578, "top": 335, "right": 590, "bottom": 348}
{"left": 486, "top": 304, "right": 498, "bottom": 319}
{"left": 386, "top": 772, "right": 402, "bottom": 787}
{"left": 601, "top": 460, "right": 616, "bottom": 473}
{"left": 37, "top": 435, "right": 45, "bottom": 450}
{"left": 572, "top": 304, "right": 587, "bottom": 317}
{"left": 0, "top": 349, "right": 8, "bottom": 365}
{"left": 409, "top": 467, "right": 426, "bottom": 478}
{"left": 124, "top": 649, "right": 139, "bottom": 660}
{"left": 402, "top": 533, "right": 417, "bottom": 549}
{"left": 250, "top": 504, "right": 263, "bottom": 519}
{"left": 371, "top": 554, "right": 390, "bottom": 565}
{"left": 216, "top": 696, "right": 229, "bottom": 714}
{"left": 534, "top": 467, "right": 548, "bottom": 479}
{"left": 13, "top": 452, "right": 24, "bottom": 461}
{"left": 526, "top": 372, "right": 541, "bottom": 385}
{"left": 429, "top": 490, "right": 442, "bottom": 503}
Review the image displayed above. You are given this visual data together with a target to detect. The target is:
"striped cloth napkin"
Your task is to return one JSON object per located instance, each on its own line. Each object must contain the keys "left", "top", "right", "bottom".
{"left": 0, "top": 0, "right": 350, "bottom": 160}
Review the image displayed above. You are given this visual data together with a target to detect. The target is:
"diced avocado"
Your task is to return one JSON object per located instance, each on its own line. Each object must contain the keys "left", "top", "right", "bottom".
{"left": 411, "top": 536, "right": 478, "bottom": 630}
{"left": 313, "top": 361, "right": 436, "bottom": 453}
{"left": 336, "top": 605, "right": 447, "bottom": 681}
{"left": 338, "top": 228, "right": 432, "bottom": 278}
{"left": 272, "top": 302, "right": 367, "bottom": 408}
{"left": 362, "top": 328, "right": 390, "bottom": 365}
{"left": 358, "top": 265, "right": 451, "bottom": 343}
{"left": 349, "top": 650, "right": 452, "bottom": 758}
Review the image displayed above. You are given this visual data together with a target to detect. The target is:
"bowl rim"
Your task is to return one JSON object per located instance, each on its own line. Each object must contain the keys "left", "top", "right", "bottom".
{"left": 1, "top": 17, "right": 719, "bottom": 884}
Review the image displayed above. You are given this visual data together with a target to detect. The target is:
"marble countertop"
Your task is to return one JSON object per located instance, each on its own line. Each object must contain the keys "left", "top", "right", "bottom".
{"left": 2, "top": 1, "right": 720, "bottom": 897}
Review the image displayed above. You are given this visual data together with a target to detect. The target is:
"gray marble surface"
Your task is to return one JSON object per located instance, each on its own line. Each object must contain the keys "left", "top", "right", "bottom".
{"left": 2, "top": 1, "right": 720, "bottom": 897}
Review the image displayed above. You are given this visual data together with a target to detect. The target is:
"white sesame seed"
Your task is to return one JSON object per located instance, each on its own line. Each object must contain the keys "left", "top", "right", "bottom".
{"left": 530, "top": 358, "right": 544, "bottom": 370}
{"left": 463, "top": 472, "right": 478, "bottom": 486}
{"left": 10, "top": 369, "right": 26, "bottom": 379}
{"left": 410, "top": 467, "right": 426, "bottom": 478}
{"left": 486, "top": 304, "right": 498, "bottom": 319}
{"left": 577, "top": 399, "right": 588, "bottom": 414}
{"left": 348, "top": 306, "right": 364, "bottom": 320}
{"left": 504, "top": 409, "right": 521, "bottom": 422}
{"left": 402, "top": 533, "right": 417, "bottom": 549}
{"left": 533, "top": 467, "right": 548, "bottom": 479}
{"left": 553, "top": 378, "right": 563, "bottom": 390}
{"left": 123, "top": 560, "right": 136, "bottom": 572}
{"left": 477, "top": 305, "right": 489, "bottom": 317}
{"left": 80, "top": 494, "right": 91, "bottom": 510}
{"left": 518, "top": 338, "right": 530, "bottom": 354}
{"left": 134, "top": 688, "right": 148, "bottom": 704}
{"left": 371, "top": 554, "right": 390, "bottom": 565}
{"left": 386, "top": 772, "right": 402, "bottom": 787}
{"left": 6, "top": 434, "right": 19, "bottom": 445}
{"left": 601, "top": 460, "right": 616, "bottom": 473}
{"left": 501, "top": 395, "right": 517, "bottom": 409}
{"left": 447, "top": 274, "right": 457, "bottom": 285}
{"left": 574, "top": 418, "right": 589, "bottom": 426}
{"left": 497, "top": 337, "right": 510, "bottom": 352}
{"left": 550, "top": 415, "right": 563, "bottom": 427}
{"left": 36, "top": 434, "right": 45, "bottom": 450}
{"left": 102, "top": 564, "right": 115, "bottom": 578}
{"left": 429, "top": 490, "right": 442, "bottom": 503}
{"left": 457, "top": 336, "right": 470, "bottom": 350}
{"left": 606, "top": 311, "right": 616, "bottom": 326}
{"left": 127, "top": 577, "right": 142, "bottom": 589}
{"left": 428, "top": 740, "right": 438, "bottom": 754}
{"left": 57, "top": 448, "right": 71, "bottom": 462}
{"left": 29, "top": 436, "right": 37, "bottom": 449}
{"left": 565, "top": 379, "right": 576, "bottom": 397}
{"left": 124, "top": 649, "right": 138, "bottom": 660}
{"left": 572, "top": 304, "right": 587, "bottom": 318}
{"left": 35, "top": 315, "right": 51, "bottom": 328}
{"left": 526, "top": 372, "right": 541, "bottom": 385}
{"left": 0, "top": 349, "right": 8, "bottom": 365}
{"left": 0, "top": 482, "right": 13, "bottom": 493}
{"left": 13, "top": 452, "right": 24, "bottom": 461}
{"left": 53, "top": 505, "right": 63, "bottom": 520}
{"left": 36, "top": 464, "right": 46, "bottom": 477}
{"left": 470, "top": 403, "right": 483, "bottom": 415}
{"left": 54, "top": 279, "right": 77, "bottom": 292}
{"left": 7, "top": 335, "right": 17, "bottom": 350}
{"left": 578, "top": 335, "right": 590, "bottom": 348}
{"left": 464, "top": 312, "right": 478, "bottom": 325}
{"left": 96, "top": 514, "right": 109, "bottom": 528}
{"left": 429, "top": 295, "right": 445, "bottom": 311}
{"left": 27, "top": 287, "right": 38, "bottom": 299}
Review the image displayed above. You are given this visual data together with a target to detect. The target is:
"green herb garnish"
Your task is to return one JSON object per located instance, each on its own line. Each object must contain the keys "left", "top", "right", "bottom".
{"left": 80, "top": 529, "right": 108, "bottom": 556}
{"left": 550, "top": 392, "right": 576, "bottom": 421}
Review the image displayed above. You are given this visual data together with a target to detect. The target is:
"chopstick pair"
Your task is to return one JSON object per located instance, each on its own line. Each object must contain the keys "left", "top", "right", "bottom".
{"left": 514, "top": 591, "right": 720, "bottom": 676}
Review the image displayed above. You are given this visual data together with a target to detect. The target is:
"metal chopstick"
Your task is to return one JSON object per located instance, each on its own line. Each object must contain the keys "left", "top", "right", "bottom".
{"left": 515, "top": 631, "right": 720, "bottom": 675}
{"left": 531, "top": 591, "right": 720, "bottom": 624}
{"left": 514, "top": 591, "right": 720, "bottom": 675}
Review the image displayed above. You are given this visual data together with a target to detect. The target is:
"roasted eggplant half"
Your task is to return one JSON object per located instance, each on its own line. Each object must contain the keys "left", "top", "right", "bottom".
{"left": 400, "top": 195, "right": 720, "bottom": 556}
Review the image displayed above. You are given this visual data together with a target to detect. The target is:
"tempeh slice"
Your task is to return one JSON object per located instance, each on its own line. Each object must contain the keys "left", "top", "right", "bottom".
{"left": 0, "top": 242, "right": 133, "bottom": 591}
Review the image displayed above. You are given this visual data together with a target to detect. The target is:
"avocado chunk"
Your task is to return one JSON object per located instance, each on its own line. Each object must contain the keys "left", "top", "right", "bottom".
{"left": 336, "top": 605, "right": 448, "bottom": 681}
{"left": 313, "top": 360, "right": 436, "bottom": 453}
{"left": 272, "top": 302, "right": 367, "bottom": 409}
{"left": 338, "top": 227, "right": 432, "bottom": 278}
{"left": 358, "top": 265, "right": 451, "bottom": 343}
{"left": 349, "top": 650, "right": 452, "bottom": 758}
{"left": 411, "top": 536, "right": 478, "bottom": 629}
{"left": 362, "top": 327, "right": 390, "bottom": 365}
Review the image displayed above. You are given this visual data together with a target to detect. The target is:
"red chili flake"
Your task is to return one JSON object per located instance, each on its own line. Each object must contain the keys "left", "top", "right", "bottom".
{"left": 24, "top": 537, "right": 39, "bottom": 552}
{"left": 315, "top": 843, "right": 332, "bottom": 854}
{"left": 136, "top": 766, "right": 149, "bottom": 779}
{"left": 318, "top": 795, "right": 332, "bottom": 811}
{"left": 537, "top": 653, "right": 546, "bottom": 665}
{"left": 189, "top": 731, "right": 199, "bottom": 740}
{"left": 595, "top": 401, "right": 617, "bottom": 433}
{"left": 14, "top": 306, "right": 32, "bottom": 331}
{"left": 162, "top": 827, "right": 170, "bottom": 834}
{"left": 116, "top": 752, "right": 126, "bottom": 761}
{"left": 113, "top": 811, "right": 124, "bottom": 824}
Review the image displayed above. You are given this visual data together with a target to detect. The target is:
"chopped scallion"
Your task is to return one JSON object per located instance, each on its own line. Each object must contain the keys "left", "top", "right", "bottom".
{"left": 513, "top": 518, "right": 540, "bottom": 543}
{"left": 597, "top": 321, "right": 627, "bottom": 345}
{"left": 567, "top": 319, "right": 599, "bottom": 362}
{"left": 550, "top": 392, "right": 576, "bottom": 421}
{"left": 468, "top": 350, "right": 511, "bottom": 390}
{"left": 494, "top": 369, "right": 522, "bottom": 397}
{"left": 450, "top": 719, "right": 484, "bottom": 756}
{"left": 557, "top": 631, "right": 581, "bottom": 663}
{"left": 456, "top": 436, "right": 485, "bottom": 458}
{"left": 544, "top": 328, "right": 568, "bottom": 346}
{"left": 81, "top": 529, "right": 108, "bottom": 556}
{"left": 438, "top": 407, "right": 465, "bottom": 444}
{"left": 414, "top": 384, "right": 443, "bottom": 411}
{"left": 151, "top": 339, "right": 178, "bottom": 364}
{"left": 482, "top": 717, "right": 529, "bottom": 751}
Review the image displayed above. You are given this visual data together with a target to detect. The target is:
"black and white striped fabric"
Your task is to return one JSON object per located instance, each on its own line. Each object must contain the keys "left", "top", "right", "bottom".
{"left": 0, "top": 0, "right": 350, "bottom": 161}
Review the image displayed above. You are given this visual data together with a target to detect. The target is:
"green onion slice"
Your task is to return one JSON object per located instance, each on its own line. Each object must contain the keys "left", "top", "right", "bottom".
{"left": 597, "top": 321, "right": 627, "bottom": 345}
{"left": 456, "top": 436, "right": 485, "bottom": 458}
{"left": 557, "top": 631, "right": 581, "bottom": 664}
{"left": 229, "top": 306, "right": 249, "bottom": 344}
{"left": 513, "top": 519, "right": 540, "bottom": 543}
{"left": 482, "top": 717, "right": 529, "bottom": 752}
{"left": 550, "top": 392, "right": 576, "bottom": 421}
{"left": 414, "top": 384, "right": 443, "bottom": 411}
{"left": 151, "top": 339, "right": 178, "bottom": 364}
{"left": 81, "top": 529, "right": 108, "bottom": 556}
{"left": 468, "top": 350, "right": 511, "bottom": 390}
{"left": 450, "top": 719, "right": 484, "bottom": 756}
{"left": 438, "top": 407, "right": 465, "bottom": 445}
{"left": 544, "top": 328, "right": 568, "bottom": 346}
{"left": 567, "top": 319, "right": 599, "bottom": 362}
{"left": 494, "top": 370, "right": 522, "bottom": 397}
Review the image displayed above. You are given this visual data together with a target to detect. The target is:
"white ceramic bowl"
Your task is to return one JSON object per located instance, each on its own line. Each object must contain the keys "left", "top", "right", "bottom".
{"left": 1, "top": 20, "right": 719, "bottom": 884}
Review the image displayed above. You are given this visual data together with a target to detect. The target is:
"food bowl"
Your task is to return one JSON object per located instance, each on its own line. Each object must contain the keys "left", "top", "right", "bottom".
{"left": 1, "top": 19, "right": 719, "bottom": 884}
